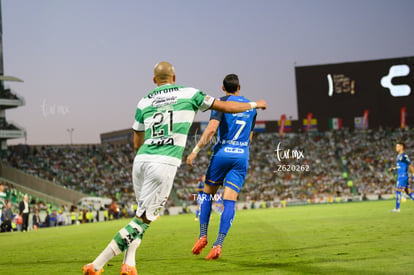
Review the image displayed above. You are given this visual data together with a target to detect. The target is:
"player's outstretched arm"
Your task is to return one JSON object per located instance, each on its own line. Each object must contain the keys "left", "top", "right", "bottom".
{"left": 211, "top": 99, "right": 266, "bottom": 113}
{"left": 187, "top": 119, "right": 220, "bottom": 167}
{"left": 388, "top": 166, "right": 397, "bottom": 172}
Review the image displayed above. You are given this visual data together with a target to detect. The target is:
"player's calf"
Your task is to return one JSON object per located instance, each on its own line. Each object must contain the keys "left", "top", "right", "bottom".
{"left": 112, "top": 217, "right": 149, "bottom": 254}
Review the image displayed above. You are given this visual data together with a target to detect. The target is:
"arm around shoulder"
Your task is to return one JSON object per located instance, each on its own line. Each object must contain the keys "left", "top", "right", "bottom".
{"left": 211, "top": 99, "right": 266, "bottom": 113}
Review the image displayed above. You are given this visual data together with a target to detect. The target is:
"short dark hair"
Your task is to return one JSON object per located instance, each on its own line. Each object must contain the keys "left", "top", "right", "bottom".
{"left": 397, "top": 140, "right": 406, "bottom": 149}
{"left": 223, "top": 74, "right": 239, "bottom": 93}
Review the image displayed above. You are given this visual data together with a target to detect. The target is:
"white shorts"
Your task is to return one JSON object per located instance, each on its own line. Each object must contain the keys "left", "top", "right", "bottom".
{"left": 132, "top": 158, "right": 177, "bottom": 221}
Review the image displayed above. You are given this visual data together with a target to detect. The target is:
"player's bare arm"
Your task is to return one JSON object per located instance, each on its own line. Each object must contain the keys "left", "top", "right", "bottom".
{"left": 133, "top": 131, "right": 145, "bottom": 153}
{"left": 187, "top": 119, "right": 220, "bottom": 167}
{"left": 388, "top": 166, "right": 397, "bottom": 172}
{"left": 409, "top": 164, "right": 414, "bottom": 174}
{"left": 212, "top": 99, "right": 266, "bottom": 113}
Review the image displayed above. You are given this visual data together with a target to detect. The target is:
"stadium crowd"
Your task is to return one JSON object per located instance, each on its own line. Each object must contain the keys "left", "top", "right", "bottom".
{"left": 2, "top": 128, "right": 409, "bottom": 208}
{"left": 0, "top": 182, "right": 131, "bottom": 233}
{"left": 6, "top": 144, "right": 136, "bottom": 203}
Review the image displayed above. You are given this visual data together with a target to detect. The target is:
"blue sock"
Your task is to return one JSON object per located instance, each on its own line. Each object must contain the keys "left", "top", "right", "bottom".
{"left": 409, "top": 192, "right": 414, "bottom": 200}
{"left": 199, "top": 192, "right": 213, "bottom": 237}
{"left": 396, "top": 191, "right": 402, "bottom": 209}
{"left": 214, "top": 200, "right": 236, "bottom": 247}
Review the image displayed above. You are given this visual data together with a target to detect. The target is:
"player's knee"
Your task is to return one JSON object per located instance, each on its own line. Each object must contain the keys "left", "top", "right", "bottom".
{"left": 204, "top": 184, "right": 219, "bottom": 195}
{"left": 138, "top": 213, "right": 152, "bottom": 224}
{"left": 223, "top": 187, "right": 238, "bottom": 201}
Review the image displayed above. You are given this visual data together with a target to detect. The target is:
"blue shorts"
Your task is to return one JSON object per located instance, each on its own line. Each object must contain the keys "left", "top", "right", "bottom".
{"left": 397, "top": 178, "right": 410, "bottom": 189}
{"left": 205, "top": 155, "right": 248, "bottom": 193}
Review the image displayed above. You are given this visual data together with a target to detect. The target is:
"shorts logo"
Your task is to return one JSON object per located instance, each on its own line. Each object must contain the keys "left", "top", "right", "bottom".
{"left": 153, "top": 198, "right": 167, "bottom": 216}
{"left": 153, "top": 207, "right": 162, "bottom": 216}
{"left": 380, "top": 64, "right": 411, "bottom": 97}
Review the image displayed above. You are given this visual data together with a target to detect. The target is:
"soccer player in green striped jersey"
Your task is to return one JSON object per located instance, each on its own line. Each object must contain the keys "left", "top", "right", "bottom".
{"left": 83, "top": 62, "right": 266, "bottom": 275}
{"left": 0, "top": 182, "right": 6, "bottom": 221}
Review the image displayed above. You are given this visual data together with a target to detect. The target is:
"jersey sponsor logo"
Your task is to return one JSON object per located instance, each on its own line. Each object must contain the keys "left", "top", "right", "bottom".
{"left": 232, "top": 113, "right": 251, "bottom": 118}
{"left": 150, "top": 137, "right": 174, "bottom": 146}
{"left": 152, "top": 96, "right": 177, "bottom": 107}
{"left": 221, "top": 140, "right": 248, "bottom": 146}
{"left": 224, "top": 147, "right": 244, "bottom": 154}
{"left": 148, "top": 87, "right": 179, "bottom": 99}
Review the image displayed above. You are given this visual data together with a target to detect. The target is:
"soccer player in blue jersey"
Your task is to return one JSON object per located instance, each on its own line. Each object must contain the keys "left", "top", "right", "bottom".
{"left": 389, "top": 141, "right": 414, "bottom": 212}
{"left": 187, "top": 74, "right": 258, "bottom": 259}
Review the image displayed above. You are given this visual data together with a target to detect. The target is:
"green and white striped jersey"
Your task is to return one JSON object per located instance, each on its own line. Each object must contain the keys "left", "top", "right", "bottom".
{"left": 132, "top": 84, "right": 215, "bottom": 166}
{"left": 0, "top": 191, "right": 6, "bottom": 210}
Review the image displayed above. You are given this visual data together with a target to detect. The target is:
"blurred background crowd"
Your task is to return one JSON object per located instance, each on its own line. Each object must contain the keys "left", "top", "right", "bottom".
{"left": 1, "top": 128, "right": 410, "bottom": 231}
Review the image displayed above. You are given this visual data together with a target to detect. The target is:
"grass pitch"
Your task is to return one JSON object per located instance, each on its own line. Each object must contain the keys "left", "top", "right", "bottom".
{"left": 0, "top": 200, "right": 413, "bottom": 275}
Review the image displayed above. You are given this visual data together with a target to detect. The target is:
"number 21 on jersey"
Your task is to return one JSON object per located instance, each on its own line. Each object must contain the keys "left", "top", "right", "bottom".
{"left": 150, "top": 110, "right": 174, "bottom": 146}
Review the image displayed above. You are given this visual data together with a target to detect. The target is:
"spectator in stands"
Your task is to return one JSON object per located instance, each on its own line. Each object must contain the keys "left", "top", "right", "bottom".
{"left": 44, "top": 211, "right": 50, "bottom": 227}
{"left": 108, "top": 199, "right": 119, "bottom": 219}
{"left": 19, "top": 194, "right": 30, "bottom": 232}
{"left": 49, "top": 210, "right": 57, "bottom": 227}
{"left": 57, "top": 209, "right": 65, "bottom": 226}
{"left": 32, "top": 209, "right": 41, "bottom": 231}
{"left": 71, "top": 209, "right": 77, "bottom": 225}
{"left": 1, "top": 202, "right": 13, "bottom": 232}
{"left": 15, "top": 212, "right": 23, "bottom": 231}
{"left": 0, "top": 182, "right": 6, "bottom": 220}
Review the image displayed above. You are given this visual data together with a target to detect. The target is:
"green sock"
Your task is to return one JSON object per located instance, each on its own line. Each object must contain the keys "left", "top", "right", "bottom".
{"left": 92, "top": 217, "right": 149, "bottom": 270}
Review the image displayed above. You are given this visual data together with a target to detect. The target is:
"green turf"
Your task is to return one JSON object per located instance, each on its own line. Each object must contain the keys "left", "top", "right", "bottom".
{"left": 1, "top": 200, "right": 413, "bottom": 275}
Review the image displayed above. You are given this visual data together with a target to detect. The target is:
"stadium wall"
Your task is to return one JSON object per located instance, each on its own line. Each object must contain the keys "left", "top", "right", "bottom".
{"left": 0, "top": 162, "right": 87, "bottom": 205}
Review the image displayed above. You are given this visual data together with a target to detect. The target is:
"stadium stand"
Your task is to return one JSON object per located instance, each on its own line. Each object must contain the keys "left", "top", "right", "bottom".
{"left": 3, "top": 128, "right": 408, "bottom": 208}
{"left": 0, "top": 88, "right": 19, "bottom": 100}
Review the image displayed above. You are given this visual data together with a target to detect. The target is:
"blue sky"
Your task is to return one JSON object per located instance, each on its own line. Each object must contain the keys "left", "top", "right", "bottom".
{"left": 2, "top": 0, "right": 414, "bottom": 144}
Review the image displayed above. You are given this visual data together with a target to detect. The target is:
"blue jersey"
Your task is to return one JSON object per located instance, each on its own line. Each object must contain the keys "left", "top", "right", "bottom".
{"left": 397, "top": 152, "right": 411, "bottom": 179}
{"left": 210, "top": 95, "right": 257, "bottom": 159}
